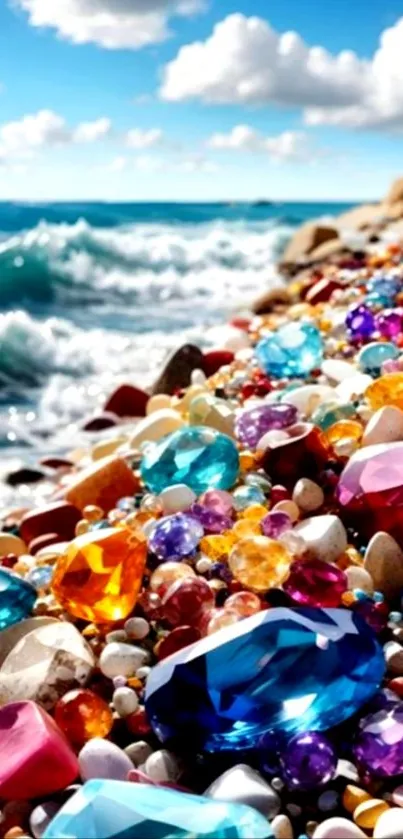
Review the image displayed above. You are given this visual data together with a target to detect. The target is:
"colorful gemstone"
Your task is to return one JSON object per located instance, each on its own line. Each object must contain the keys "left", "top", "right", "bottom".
{"left": 235, "top": 404, "right": 297, "bottom": 448}
{"left": 189, "top": 504, "right": 233, "bottom": 534}
{"left": 376, "top": 310, "right": 402, "bottom": 338}
{"left": 345, "top": 305, "right": 375, "bottom": 338}
{"left": 228, "top": 536, "right": 292, "bottom": 593}
{"left": 0, "top": 569, "right": 36, "bottom": 631}
{"left": 141, "top": 426, "right": 239, "bottom": 495}
{"left": 261, "top": 511, "right": 292, "bottom": 539}
{"left": 54, "top": 689, "right": 114, "bottom": 747}
{"left": 148, "top": 513, "right": 203, "bottom": 560}
{"left": 354, "top": 702, "right": 403, "bottom": 776}
{"left": 366, "top": 373, "right": 403, "bottom": 410}
{"left": 145, "top": 608, "right": 385, "bottom": 751}
{"left": 283, "top": 559, "right": 347, "bottom": 607}
{"left": 256, "top": 323, "right": 323, "bottom": 379}
{"left": 232, "top": 485, "right": 267, "bottom": 511}
{"left": 358, "top": 342, "right": 399, "bottom": 375}
{"left": 51, "top": 526, "right": 147, "bottom": 623}
{"left": 262, "top": 423, "right": 330, "bottom": 488}
{"left": 280, "top": 731, "right": 337, "bottom": 790}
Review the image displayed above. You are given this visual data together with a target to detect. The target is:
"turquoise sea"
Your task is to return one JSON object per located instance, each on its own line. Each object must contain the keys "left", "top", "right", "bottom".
{"left": 0, "top": 199, "right": 354, "bottom": 497}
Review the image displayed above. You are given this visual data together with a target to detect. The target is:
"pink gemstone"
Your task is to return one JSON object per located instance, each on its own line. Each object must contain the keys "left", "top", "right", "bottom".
{"left": 337, "top": 442, "right": 403, "bottom": 544}
{"left": 199, "top": 489, "right": 234, "bottom": 516}
{"left": 283, "top": 558, "right": 347, "bottom": 607}
{"left": 0, "top": 701, "right": 79, "bottom": 799}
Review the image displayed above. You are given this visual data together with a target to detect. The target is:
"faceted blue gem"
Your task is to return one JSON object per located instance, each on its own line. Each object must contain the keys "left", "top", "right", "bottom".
{"left": 256, "top": 323, "right": 323, "bottom": 379}
{"left": 43, "top": 779, "right": 272, "bottom": 839}
{"left": 0, "top": 568, "right": 36, "bottom": 631}
{"left": 145, "top": 607, "right": 385, "bottom": 752}
{"left": 141, "top": 426, "right": 239, "bottom": 495}
{"left": 357, "top": 341, "right": 399, "bottom": 376}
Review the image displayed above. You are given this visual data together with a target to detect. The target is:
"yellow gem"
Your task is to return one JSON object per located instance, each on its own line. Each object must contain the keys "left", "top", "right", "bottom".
{"left": 232, "top": 519, "right": 261, "bottom": 538}
{"left": 341, "top": 591, "right": 356, "bottom": 606}
{"left": 238, "top": 504, "right": 268, "bottom": 522}
{"left": 342, "top": 785, "right": 371, "bottom": 814}
{"left": 366, "top": 373, "right": 403, "bottom": 410}
{"left": 228, "top": 535, "right": 292, "bottom": 592}
{"left": 239, "top": 451, "right": 257, "bottom": 472}
{"left": 325, "top": 420, "right": 363, "bottom": 446}
{"left": 52, "top": 526, "right": 147, "bottom": 623}
{"left": 200, "top": 532, "right": 237, "bottom": 560}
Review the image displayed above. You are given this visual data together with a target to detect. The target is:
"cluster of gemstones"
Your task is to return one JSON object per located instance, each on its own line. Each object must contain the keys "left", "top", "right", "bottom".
{"left": 5, "top": 242, "right": 403, "bottom": 838}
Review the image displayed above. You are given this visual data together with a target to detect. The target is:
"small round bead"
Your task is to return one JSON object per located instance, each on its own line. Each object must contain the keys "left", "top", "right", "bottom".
{"left": 83, "top": 505, "right": 104, "bottom": 522}
{"left": 124, "top": 617, "right": 150, "bottom": 640}
{"left": 113, "top": 687, "right": 139, "bottom": 718}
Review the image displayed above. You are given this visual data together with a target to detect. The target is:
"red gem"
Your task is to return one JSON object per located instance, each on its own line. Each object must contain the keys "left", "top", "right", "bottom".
{"left": 126, "top": 707, "right": 152, "bottom": 737}
{"left": 104, "top": 384, "right": 149, "bottom": 418}
{"left": 162, "top": 577, "right": 215, "bottom": 627}
{"left": 270, "top": 485, "right": 290, "bottom": 505}
{"left": 158, "top": 626, "right": 201, "bottom": 660}
{"left": 262, "top": 422, "right": 330, "bottom": 489}
{"left": 202, "top": 350, "right": 235, "bottom": 378}
{"left": 283, "top": 558, "right": 347, "bottom": 607}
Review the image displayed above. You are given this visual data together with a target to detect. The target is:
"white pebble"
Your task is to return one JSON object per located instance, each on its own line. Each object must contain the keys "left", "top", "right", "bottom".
{"left": 292, "top": 478, "right": 324, "bottom": 513}
{"left": 196, "top": 557, "right": 213, "bottom": 574}
{"left": 124, "top": 741, "right": 153, "bottom": 766}
{"left": 374, "top": 808, "right": 403, "bottom": 838}
{"left": 159, "top": 484, "right": 197, "bottom": 514}
{"left": 145, "top": 750, "right": 182, "bottom": 783}
{"left": 384, "top": 641, "right": 403, "bottom": 675}
{"left": 129, "top": 409, "right": 184, "bottom": 449}
{"left": 124, "top": 617, "right": 150, "bottom": 640}
{"left": 191, "top": 368, "right": 207, "bottom": 385}
{"left": 345, "top": 566, "right": 374, "bottom": 594}
{"left": 30, "top": 803, "right": 60, "bottom": 839}
{"left": 136, "top": 665, "right": 151, "bottom": 680}
{"left": 294, "top": 514, "right": 347, "bottom": 563}
{"left": 99, "top": 643, "right": 148, "bottom": 679}
{"left": 363, "top": 406, "right": 403, "bottom": 447}
{"left": 272, "top": 814, "right": 294, "bottom": 839}
{"left": 79, "top": 738, "right": 133, "bottom": 781}
{"left": 364, "top": 532, "right": 403, "bottom": 599}
{"left": 146, "top": 394, "right": 171, "bottom": 415}
{"left": 257, "top": 429, "right": 289, "bottom": 451}
{"left": 105, "top": 630, "right": 127, "bottom": 644}
{"left": 322, "top": 359, "right": 357, "bottom": 383}
{"left": 283, "top": 384, "right": 334, "bottom": 416}
{"left": 271, "top": 500, "right": 300, "bottom": 522}
{"left": 335, "top": 374, "right": 373, "bottom": 402}
{"left": 313, "top": 817, "right": 366, "bottom": 839}
{"left": 113, "top": 686, "right": 139, "bottom": 717}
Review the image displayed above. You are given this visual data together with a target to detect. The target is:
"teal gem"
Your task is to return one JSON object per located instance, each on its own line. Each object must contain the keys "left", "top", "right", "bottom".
{"left": 256, "top": 323, "right": 323, "bottom": 379}
{"left": 0, "top": 568, "right": 36, "bottom": 630}
{"left": 43, "top": 779, "right": 272, "bottom": 839}
{"left": 357, "top": 341, "right": 399, "bottom": 376}
{"left": 141, "top": 426, "right": 239, "bottom": 495}
{"left": 311, "top": 401, "right": 356, "bottom": 430}
{"left": 233, "top": 485, "right": 266, "bottom": 510}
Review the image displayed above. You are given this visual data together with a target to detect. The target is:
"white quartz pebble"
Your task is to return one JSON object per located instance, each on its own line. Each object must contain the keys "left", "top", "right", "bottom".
{"left": 384, "top": 641, "right": 403, "bottom": 675}
{"left": 294, "top": 515, "right": 347, "bottom": 563}
{"left": 292, "top": 478, "right": 324, "bottom": 513}
{"left": 364, "top": 532, "right": 403, "bottom": 599}
{"left": 345, "top": 566, "right": 374, "bottom": 594}
{"left": 146, "top": 394, "right": 171, "bottom": 415}
{"left": 257, "top": 429, "right": 289, "bottom": 450}
{"left": 335, "top": 374, "right": 373, "bottom": 402}
{"left": 124, "top": 740, "right": 153, "bottom": 766}
{"left": 79, "top": 739, "right": 133, "bottom": 781}
{"left": 363, "top": 406, "right": 403, "bottom": 447}
{"left": 113, "top": 686, "right": 139, "bottom": 717}
{"left": 159, "top": 484, "right": 197, "bottom": 514}
{"left": 124, "top": 617, "right": 150, "bottom": 640}
{"left": 99, "top": 642, "right": 148, "bottom": 679}
{"left": 204, "top": 764, "right": 280, "bottom": 819}
{"left": 313, "top": 818, "right": 366, "bottom": 839}
{"left": 391, "top": 784, "right": 403, "bottom": 808}
{"left": 272, "top": 814, "right": 294, "bottom": 839}
{"left": 145, "top": 750, "right": 182, "bottom": 783}
{"left": 322, "top": 359, "right": 357, "bottom": 383}
{"left": 283, "top": 385, "right": 334, "bottom": 416}
{"left": 129, "top": 409, "right": 184, "bottom": 449}
{"left": 374, "top": 808, "right": 403, "bottom": 838}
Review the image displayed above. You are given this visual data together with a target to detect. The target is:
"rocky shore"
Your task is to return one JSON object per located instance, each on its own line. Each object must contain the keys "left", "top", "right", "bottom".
{"left": 2, "top": 179, "right": 403, "bottom": 839}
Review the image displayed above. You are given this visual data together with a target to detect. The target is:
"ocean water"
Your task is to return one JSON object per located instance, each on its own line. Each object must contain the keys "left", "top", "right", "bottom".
{"left": 0, "top": 199, "right": 354, "bottom": 496}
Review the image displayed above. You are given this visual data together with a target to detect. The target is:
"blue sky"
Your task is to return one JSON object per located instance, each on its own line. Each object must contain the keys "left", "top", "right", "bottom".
{"left": 1, "top": 0, "right": 403, "bottom": 201}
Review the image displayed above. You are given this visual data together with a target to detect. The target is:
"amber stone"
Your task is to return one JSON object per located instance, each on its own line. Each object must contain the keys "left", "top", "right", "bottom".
{"left": 65, "top": 456, "right": 139, "bottom": 514}
{"left": 54, "top": 688, "right": 113, "bottom": 747}
{"left": 366, "top": 373, "right": 403, "bottom": 411}
{"left": 228, "top": 535, "right": 292, "bottom": 592}
{"left": 51, "top": 527, "right": 147, "bottom": 623}
{"left": 261, "top": 422, "right": 330, "bottom": 488}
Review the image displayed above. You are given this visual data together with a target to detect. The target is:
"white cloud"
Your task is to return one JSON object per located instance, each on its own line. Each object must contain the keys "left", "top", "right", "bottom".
{"left": 134, "top": 155, "right": 165, "bottom": 173}
{"left": 0, "top": 110, "right": 113, "bottom": 162}
{"left": 15, "top": 0, "right": 204, "bottom": 49}
{"left": 126, "top": 128, "right": 163, "bottom": 149}
{"left": 133, "top": 153, "right": 219, "bottom": 174}
{"left": 109, "top": 156, "right": 127, "bottom": 172}
{"left": 208, "top": 125, "right": 312, "bottom": 162}
{"left": 73, "top": 117, "right": 111, "bottom": 143}
{"left": 178, "top": 155, "right": 219, "bottom": 172}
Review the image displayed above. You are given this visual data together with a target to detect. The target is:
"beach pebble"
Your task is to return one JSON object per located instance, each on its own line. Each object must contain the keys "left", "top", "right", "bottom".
{"left": 374, "top": 808, "right": 403, "bottom": 838}
{"left": 313, "top": 818, "right": 366, "bottom": 839}
{"left": 283, "top": 385, "right": 334, "bottom": 416}
{"left": 257, "top": 429, "right": 289, "bottom": 450}
{"left": 292, "top": 478, "right": 324, "bottom": 512}
{"left": 354, "top": 799, "right": 390, "bottom": 830}
{"left": 91, "top": 437, "right": 127, "bottom": 461}
{"left": 294, "top": 515, "right": 347, "bottom": 563}
{"left": 129, "top": 409, "right": 184, "bottom": 449}
{"left": 113, "top": 687, "right": 139, "bottom": 717}
{"left": 30, "top": 802, "right": 60, "bottom": 839}
{"left": 152, "top": 344, "right": 204, "bottom": 395}
{"left": 322, "top": 359, "right": 357, "bottom": 382}
{"left": 79, "top": 739, "right": 133, "bottom": 782}
{"left": 206, "top": 325, "right": 250, "bottom": 352}
{"left": 0, "top": 533, "right": 27, "bottom": 558}
{"left": 364, "top": 532, "right": 403, "bottom": 599}
{"left": 124, "top": 617, "right": 150, "bottom": 640}
{"left": 99, "top": 643, "right": 148, "bottom": 679}
{"left": 271, "top": 500, "right": 300, "bottom": 522}
{"left": 82, "top": 413, "right": 118, "bottom": 432}
{"left": 124, "top": 741, "right": 153, "bottom": 766}
{"left": 345, "top": 566, "right": 374, "bottom": 594}
{"left": 204, "top": 764, "right": 280, "bottom": 819}
{"left": 145, "top": 750, "right": 182, "bottom": 784}
{"left": 203, "top": 350, "right": 235, "bottom": 377}
{"left": 318, "top": 791, "right": 339, "bottom": 812}
{"left": 159, "top": 484, "right": 197, "bottom": 514}
{"left": 104, "top": 384, "right": 149, "bottom": 418}
{"left": 146, "top": 394, "right": 172, "bottom": 415}
{"left": 65, "top": 456, "right": 138, "bottom": 513}
{"left": 335, "top": 374, "right": 373, "bottom": 401}
{"left": 271, "top": 814, "right": 294, "bottom": 839}
{"left": 362, "top": 406, "right": 403, "bottom": 446}
{"left": 384, "top": 641, "right": 403, "bottom": 675}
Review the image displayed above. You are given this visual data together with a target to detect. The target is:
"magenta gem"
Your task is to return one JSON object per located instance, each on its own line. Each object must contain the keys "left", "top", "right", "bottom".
{"left": 199, "top": 489, "right": 234, "bottom": 517}
{"left": 235, "top": 403, "right": 297, "bottom": 449}
{"left": 376, "top": 310, "right": 402, "bottom": 339}
{"left": 354, "top": 703, "right": 403, "bottom": 776}
{"left": 352, "top": 600, "right": 389, "bottom": 634}
{"left": 189, "top": 504, "right": 232, "bottom": 534}
{"left": 261, "top": 511, "right": 291, "bottom": 539}
{"left": 280, "top": 731, "right": 337, "bottom": 790}
{"left": 283, "top": 558, "right": 347, "bottom": 607}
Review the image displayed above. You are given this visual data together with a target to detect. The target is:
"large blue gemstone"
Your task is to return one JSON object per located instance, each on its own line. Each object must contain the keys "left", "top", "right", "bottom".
{"left": 256, "top": 323, "right": 323, "bottom": 378}
{"left": 141, "top": 426, "right": 239, "bottom": 495}
{"left": 145, "top": 608, "right": 384, "bottom": 752}
{"left": 0, "top": 568, "right": 36, "bottom": 631}
{"left": 43, "top": 779, "right": 272, "bottom": 839}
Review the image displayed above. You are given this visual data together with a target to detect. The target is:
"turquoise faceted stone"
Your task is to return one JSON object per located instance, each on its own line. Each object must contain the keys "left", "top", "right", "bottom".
{"left": 256, "top": 323, "right": 323, "bottom": 379}
{"left": 0, "top": 568, "right": 36, "bottom": 631}
{"left": 357, "top": 341, "right": 399, "bottom": 375}
{"left": 145, "top": 608, "right": 384, "bottom": 752}
{"left": 141, "top": 426, "right": 239, "bottom": 495}
{"left": 43, "top": 779, "right": 272, "bottom": 839}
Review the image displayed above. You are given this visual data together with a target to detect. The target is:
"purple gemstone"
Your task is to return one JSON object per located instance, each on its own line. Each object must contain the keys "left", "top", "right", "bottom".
{"left": 235, "top": 403, "right": 297, "bottom": 449}
{"left": 280, "top": 731, "right": 337, "bottom": 790}
{"left": 352, "top": 600, "right": 389, "bottom": 634}
{"left": 149, "top": 513, "right": 204, "bottom": 560}
{"left": 190, "top": 503, "right": 233, "bottom": 534}
{"left": 345, "top": 305, "right": 375, "bottom": 338}
{"left": 261, "top": 511, "right": 291, "bottom": 539}
{"left": 199, "top": 489, "right": 234, "bottom": 517}
{"left": 354, "top": 703, "right": 403, "bottom": 776}
{"left": 376, "top": 310, "right": 402, "bottom": 339}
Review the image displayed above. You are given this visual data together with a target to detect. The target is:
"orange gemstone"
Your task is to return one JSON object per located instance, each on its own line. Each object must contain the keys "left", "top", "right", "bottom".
{"left": 200, "top": 532, "right": 237, "bottom": 560}
{"left": 54, "top": 688, "right": 113, "bottom": 747}
{"left": 232, "top": 519, "right": 261, "bottom": 538}
{"left": 238, "top": 504, "right": 268, "bottom": 522}
{"left": 51, "top": 526, "right": 146, "bottom": 623}
{"left": 325, "top": 420, "right": 363, "bottom": 446}
{"left": 228, "top": 535, "right": 292, "bottom": 592}
{"left": 366, "top": 373, "right": 403, "bottom": 410}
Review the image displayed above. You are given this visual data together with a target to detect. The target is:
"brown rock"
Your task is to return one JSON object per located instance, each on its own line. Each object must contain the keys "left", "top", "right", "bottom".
{"left": 104, "top": 384, "right": 149, "bottom": 418}
{"left": 336, "top": 204, "right": 383, "bottom": 230}
{"left": 251, "top": 287, "right": 291, "bottom": 315}
{"left": 64, "top": 455, "right": 139, "bottom": 513}
{"left": 6, "top": 468, "right": 46, "bottom": 487}
{"left": 20, "top": 502, "right": 81, "bottom": 545}
{"left": 82, "top": 412, "right": 118, "bottom": 433}
{"left": 280, "top": 223, "right": 338, "bottom": 267}
{"left": 151, "top": 344, "right": 204, "bottom": 395}
{"left": 28, "top": 533, "right": 61, "bottom": 556}
{"left": 40, "top": 458, "right": 74, "bottom": 471}
{"left": 307, "top": 239, "right": 347, "bottom": 263}
{"left": 385, "top": 177, "right": 403, "bottom": 205}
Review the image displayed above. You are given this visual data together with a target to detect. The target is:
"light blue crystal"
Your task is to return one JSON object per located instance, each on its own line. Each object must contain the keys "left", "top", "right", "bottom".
{"left": 232, "top": 485, "right": 266, "bottom": 510}
{"left": 256, "top": 323, "right": 323, "bottom": 379}
{"left": 145, "top": 608, "right": 385, "bottom": 752}
{"left": 141, "top": 426, "right": 239, "bottom": 495}
{"left": 0, "top": 568, "right": 36, "bottom": 630}
{"left": 43, "top": 779, "right": 272, "bottom": 839}
{"left": 357, "top": 341, "right": 399, "bottom": 375}
{"left": 311, "top": 401, "right": 356, "bottom": 430}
